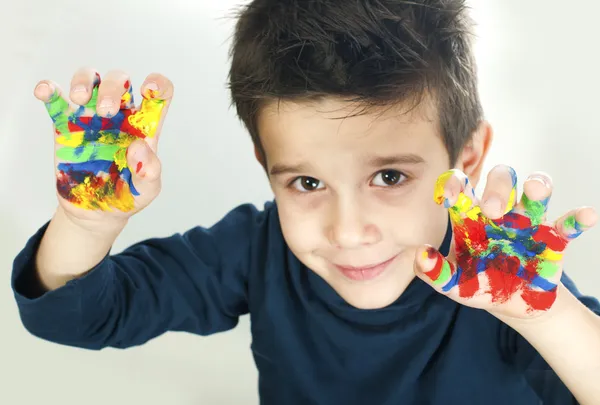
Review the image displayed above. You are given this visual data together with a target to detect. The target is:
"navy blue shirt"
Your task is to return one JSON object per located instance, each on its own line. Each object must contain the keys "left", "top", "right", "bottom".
{"left": 11, "top": 201, "right": 600, "bottom": 404}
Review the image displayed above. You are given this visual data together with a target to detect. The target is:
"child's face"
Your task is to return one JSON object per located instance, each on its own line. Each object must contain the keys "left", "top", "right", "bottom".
{"left": 257, "top": 97, "right": 490, "bottom": 309}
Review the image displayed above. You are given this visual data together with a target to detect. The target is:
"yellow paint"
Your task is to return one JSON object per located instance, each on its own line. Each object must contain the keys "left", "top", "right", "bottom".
{"left": 433, "top": 170, "right": 454, "bottom": 205}
{"left": 113, "top": 148, "right": 128, "bottom": 171}
{"left": 505, "top": 187, "right": 517, "bottom": 213}
{"left": 128, "top": 89, "right": 165, "bottom": 138}
{"left": 539, "top": 248, "right": 563, "bottom": 262}
{"left": 434, "top": 169, "right": 481, "bottom": 222}
{"left": 56, "top": 132, "right": 85, "bottom": 148}
{"left": 69, "top": 178, "right": 135, "bottom": 212}
{"left": 121, "top": 91, "right": 132, "bottom": 105}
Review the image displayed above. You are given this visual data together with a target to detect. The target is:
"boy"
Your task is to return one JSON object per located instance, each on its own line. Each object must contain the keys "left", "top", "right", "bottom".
{"left": 10, "top": 0, "right": 600, "bottom": 404}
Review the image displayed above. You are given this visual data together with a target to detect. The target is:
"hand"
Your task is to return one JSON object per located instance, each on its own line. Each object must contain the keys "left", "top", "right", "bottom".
{"left": 34, "top": 68, "right": 173, "bottom": 224}
{"left": 414, "top": 165, "right": 598, "bottom": 319}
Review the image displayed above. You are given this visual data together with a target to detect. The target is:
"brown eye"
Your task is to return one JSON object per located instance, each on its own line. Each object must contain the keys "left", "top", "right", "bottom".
{"left": 372, "top": 170, "right": 406, "bottom": 187}
{"left": 292, "top": 176, "right": 324, "bottom": 192}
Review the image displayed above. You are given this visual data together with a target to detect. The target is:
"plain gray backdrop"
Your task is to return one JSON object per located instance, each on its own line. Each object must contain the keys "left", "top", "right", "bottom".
{"left": 1, "top": 0, "right": 599, "bottom": 403}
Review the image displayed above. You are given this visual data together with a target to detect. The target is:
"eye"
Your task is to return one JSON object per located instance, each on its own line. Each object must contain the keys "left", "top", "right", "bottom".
{"left": 371, "top": 170, "right": 407, "bottom": 187}
{"left": 291, "top": 176, "right": 325, "bottom": 192}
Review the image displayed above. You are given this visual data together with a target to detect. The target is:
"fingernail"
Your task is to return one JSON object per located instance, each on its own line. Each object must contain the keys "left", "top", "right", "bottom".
{"left": 144, "top": 82, "right": 159, "bottom": 98}
{"left": 35, "top": 83, "right": 49, "bottom": 92}
{"left": 526, "top": 174, "right": 551, "bottom": 189}
{"left": 145, "top": 82, "right": 159, "bottom": 91}
{"left": 72, "top": 85, "right": 87, "bottom": 93}
{"left": 99, "top": 97, "right": 114, "bottom": 111}
{"left": 35, "top": 83, "right": 54, "bottom": 98}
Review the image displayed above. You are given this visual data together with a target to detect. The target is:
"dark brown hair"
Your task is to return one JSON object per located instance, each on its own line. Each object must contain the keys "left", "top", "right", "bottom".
{"left": 227, "top": 0, "right": 483, "bottom": 165}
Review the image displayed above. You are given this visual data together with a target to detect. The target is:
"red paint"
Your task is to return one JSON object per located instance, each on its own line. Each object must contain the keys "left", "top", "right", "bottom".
{"left": 136, "top": 161, "right": 143, "bottom": 174}
{"left": 521, "top": 288, "right": 556, "bottom": 312}
{"left": 457, "top": 265, "right": 479, "bottom": 298}
{"left": 423, "top": 248, "right": 443, "bottom": 281}
{"left": 68, "top": 120, "right": 84, "bottom": 133}
{"left": 457, "top": 217, "right": 489, "bottom": 253}
{"left": 483, "top": 255, "right": 523, "bottom": 304}
{"left": 531, "top": 225, "right": 568, "bottom": 252}
{"left": 124, "top": 80, "right": 130, "bottom": 89}
{"left": 450, "top": 210, "right": 562, "bottom": 313}
{"left": 119, "top": 109, "right": 147, "bottom": 139}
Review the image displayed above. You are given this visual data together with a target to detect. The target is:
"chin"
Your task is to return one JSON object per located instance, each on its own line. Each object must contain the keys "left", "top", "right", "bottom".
{"left": 344, "top": 294, "right": 400, "bottom": 310}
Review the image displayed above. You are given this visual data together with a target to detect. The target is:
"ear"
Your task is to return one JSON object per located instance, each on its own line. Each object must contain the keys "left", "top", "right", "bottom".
{"left": 455, "top": 120, "right": 493, "bottom": 188}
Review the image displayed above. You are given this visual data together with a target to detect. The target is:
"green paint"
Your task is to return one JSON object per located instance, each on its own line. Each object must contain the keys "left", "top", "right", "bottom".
{"left": 56, "top": 143, "right": 120, "bottom": 162}
{"left": 536, "top": 260, "right": 559, "bottom": 279}
{"left": 521, "top": 193, "right": 547, "bottom": 226}
{"left": 84, "top": 85, "right": 99, "bottom": 109}
{"left": 45, "top": 91, "right": 70, "bottom": 135}
{"left": 433, "top": 260, "right": 453, "bottom": 286}
{"left": 563, "top": 215, "right": 579, "bottom": 231}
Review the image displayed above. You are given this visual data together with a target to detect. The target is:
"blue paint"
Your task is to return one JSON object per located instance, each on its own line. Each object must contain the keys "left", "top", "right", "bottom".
{"left": 529, "top": 274, "right": 557, "bottom": 292}
{"left": 441, "top": 265, "right": 461, "bottom": 292}
{"left": 57, "top": 161, "right": 139, "bottom": 196}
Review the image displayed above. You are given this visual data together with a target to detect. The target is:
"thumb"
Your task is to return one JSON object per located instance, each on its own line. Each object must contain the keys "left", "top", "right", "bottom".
{"left": 414, "top": 245, "right": 459, "bottom": 294}
{"left": 126, "top": 139, "right": 162, "bottom": 198}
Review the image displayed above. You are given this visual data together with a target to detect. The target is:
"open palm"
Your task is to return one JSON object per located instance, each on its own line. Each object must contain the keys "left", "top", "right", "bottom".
{"left": 34, "top": 68, "right": 172, "bottom": 221}
{"left": 417, "top": 167, "right": 597, "bottom": 318}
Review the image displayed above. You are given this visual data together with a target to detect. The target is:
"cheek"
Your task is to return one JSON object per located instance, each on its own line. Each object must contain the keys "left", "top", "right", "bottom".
{"left": 277, "top": 203, "right": 324, "bottom": 254}
{"left": 376, "top": 182, "right": 447, "bottom": 242}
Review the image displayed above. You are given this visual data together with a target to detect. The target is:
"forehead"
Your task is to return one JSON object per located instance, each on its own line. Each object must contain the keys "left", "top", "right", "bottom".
{"left": 256, "top": 96, "right": 440, "bottom": 156}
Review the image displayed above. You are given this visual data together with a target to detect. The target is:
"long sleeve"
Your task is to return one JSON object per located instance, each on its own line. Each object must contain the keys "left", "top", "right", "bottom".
{"left": 497, "top": 272, "right": 600, "bottom": 404}
{"left": 11, "top": 203, "right": 272, "bottom": 350}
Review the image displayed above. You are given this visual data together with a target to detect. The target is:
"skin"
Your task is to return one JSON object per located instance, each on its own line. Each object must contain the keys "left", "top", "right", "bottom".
{"left": 47, "top": 73, "right": 165, "bottom": 212}
{"left": 33, "top": 68, "right": 600, "bottom": 403}
{"left": 257, "top": 96, "right": 492, "bottom": 309}
{"left": 258, "top": 96, "right": 600, "bottom": 404}
{"left": 33, "top": 68, "right": 173, "bottom": 290}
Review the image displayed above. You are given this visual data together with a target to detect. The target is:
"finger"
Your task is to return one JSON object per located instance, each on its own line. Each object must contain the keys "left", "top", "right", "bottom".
{"left": 34, "top": 80, "right": 73, "bottom": 136}
{"left": 415, "top": 245, "right": 460, "bottom": 294}
{"left": 480, "top": 164, "right": 518, "bottom": 219}
{"left": 515, "top": 172, "right": 553, "bottom": 226}
{"left": 129, "top": 73, "right": 175, "bottom": 152}
{"left": 434, "top": 169, "right": 479, "bottom": 218}
{"left": 124, "top": 139, "right": 162, "bottom": 197}
{"left": 96, "top": 70, "right": 132, "bottom": 118}
{"left": 69, "top": 67, "right": 101, "bottom": 107}
{"left": 554, "top": 206, "right": 598, "bottom": 240}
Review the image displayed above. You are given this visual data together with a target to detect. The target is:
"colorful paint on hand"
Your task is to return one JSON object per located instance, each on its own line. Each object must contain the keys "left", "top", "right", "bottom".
{"left": 425, "top": 169, "right": 578, "bottom": 313}
{"left": 45, "top": 76, "right": 165, "bottom": 211}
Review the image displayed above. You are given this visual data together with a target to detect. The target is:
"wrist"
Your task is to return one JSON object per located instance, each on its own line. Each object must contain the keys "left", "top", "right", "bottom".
{"left": 492, "top": 283, "right": 582, "bottom": 331}
{"left": 35, "top": 206, "right": 127, "bottom": 290}
{"left": 57, "top": 204, "right": 128, "bottom": 236}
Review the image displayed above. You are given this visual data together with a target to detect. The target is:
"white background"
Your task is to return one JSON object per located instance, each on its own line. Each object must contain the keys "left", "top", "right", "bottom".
{"left": 1, "top": 0, "right": 599, "bottom": 403}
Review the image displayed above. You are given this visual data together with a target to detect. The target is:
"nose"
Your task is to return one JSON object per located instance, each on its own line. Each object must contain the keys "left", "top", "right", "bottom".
{"left": 327, "top": 199, "right": 381, "bottom": 249}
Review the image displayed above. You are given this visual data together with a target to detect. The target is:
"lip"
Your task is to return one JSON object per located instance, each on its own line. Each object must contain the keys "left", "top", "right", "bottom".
{"left": 333, "top": 254, "right": 398, "bottom": 281}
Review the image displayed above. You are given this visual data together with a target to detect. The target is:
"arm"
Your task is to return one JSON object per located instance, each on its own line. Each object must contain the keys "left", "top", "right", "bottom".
{"left": 497, "top": 273, "right": 600, "bottom": 405}
{"left": 35, "top": 205, "right": 128, "bottom": 291}
{"left": 12, "top": 203, "right": 271, "bottom": 349}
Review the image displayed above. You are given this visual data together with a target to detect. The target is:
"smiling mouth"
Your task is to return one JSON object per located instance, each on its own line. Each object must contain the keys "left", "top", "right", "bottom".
{"left": 333, "top": 254, "right": 398, "bottom": 281}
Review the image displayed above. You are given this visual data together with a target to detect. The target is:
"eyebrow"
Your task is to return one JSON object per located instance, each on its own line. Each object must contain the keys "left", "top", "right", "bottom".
{"left": 366, "top": 153, "right": 425, "bottom": 167}
{"left": 269, "top": 153, "right": 425, "bottom": 177}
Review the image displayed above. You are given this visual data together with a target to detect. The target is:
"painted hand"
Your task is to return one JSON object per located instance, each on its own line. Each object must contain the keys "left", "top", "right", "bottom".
{"left": 414, "top": 165, "right": 598, "bottom": 318}
{"left": 34, "top": 68, "right": 173, "bottom": 217}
